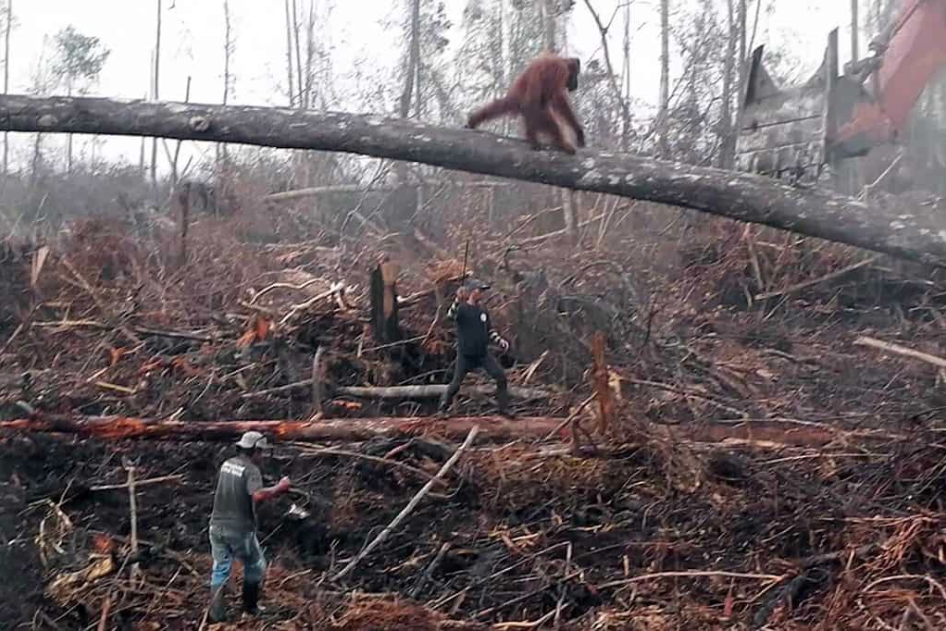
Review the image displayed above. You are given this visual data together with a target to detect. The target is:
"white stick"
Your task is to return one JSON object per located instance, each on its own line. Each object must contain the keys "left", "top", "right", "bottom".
{"left": 332, "top": 426, "right": 479, "bottom": 581}
{"left": 854, "top": 336, "right": 946, "bottom": 369}
{"left": 126, "top": 463, "right": 141, "bottom": 583}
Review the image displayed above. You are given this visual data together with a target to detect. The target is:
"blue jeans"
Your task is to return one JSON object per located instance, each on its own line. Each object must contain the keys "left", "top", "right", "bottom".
{"left": 209, "top": 525, "right": 266, "bottom": 588}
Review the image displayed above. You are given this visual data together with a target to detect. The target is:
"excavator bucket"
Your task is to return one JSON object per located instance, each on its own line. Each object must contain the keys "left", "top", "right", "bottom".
{"left": 734, "top": 29, "right": 873, "bottom": 184}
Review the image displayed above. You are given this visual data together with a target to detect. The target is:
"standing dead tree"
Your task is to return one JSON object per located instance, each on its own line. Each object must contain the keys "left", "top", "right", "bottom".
{"left": 3, "top": 0, "right": 11, "bottom": 177}
{"left": 50, "top": 26, "right": 110, "bottom": 174}
{"left": 658, "top": 0, "right": 670, "bottom": 157}
{"left": 581, "top": 0, "right": 632, "bottom": 152}
{"left": 1, "top": 94, "right": 946, "bottom": 265}
{"left": 151, "top": 0, "right": 162, "bottom": 188}
{"left": 217, "top": 0, "right": 233, "bottom": 171}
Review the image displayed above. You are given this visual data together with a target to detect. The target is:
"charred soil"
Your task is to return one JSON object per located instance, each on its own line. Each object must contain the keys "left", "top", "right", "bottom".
{"left": 3, "top": 210, "right": 946, "bottom": 629}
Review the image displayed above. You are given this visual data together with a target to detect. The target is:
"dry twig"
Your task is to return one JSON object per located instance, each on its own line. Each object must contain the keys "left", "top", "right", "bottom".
{"left": 332, "top": 426, "right": 479, "bottom": 581}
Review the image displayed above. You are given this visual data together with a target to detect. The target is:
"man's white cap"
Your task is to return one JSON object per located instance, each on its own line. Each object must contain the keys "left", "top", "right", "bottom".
{"left": 236, "top": 431, "right": 271, "bottom": 450}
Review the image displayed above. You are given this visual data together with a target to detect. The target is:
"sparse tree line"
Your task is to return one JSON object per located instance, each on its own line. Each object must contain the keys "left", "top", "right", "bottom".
{"left": 0, "top": 0, "right": 944, "bottom": 237}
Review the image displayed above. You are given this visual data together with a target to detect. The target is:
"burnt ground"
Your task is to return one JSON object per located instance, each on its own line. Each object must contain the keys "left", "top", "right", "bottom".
{"left": 4, "top": 414, "right": 946, "bottom": 630}
{"left": 3, "top": 214, "right": 946, "bottom": 628}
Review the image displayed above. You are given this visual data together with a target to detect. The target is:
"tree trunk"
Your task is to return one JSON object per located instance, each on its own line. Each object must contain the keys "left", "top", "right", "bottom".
{"left": 582, "top": 0, "right": 632, "bottom": 153}
{"left": 0, "top": 413, "right": 891, "bottom": 448}
{"left": 66, "top": 81, "right": 73, "bottom": 174}
{"left": 369, "top": 260, "right": 402, "bottom": 345}
{"left": 658, "top": 0, "right": 670, "bottom": 157}
{"left": 303, "top": 1, "right": 315, "bottom": 112}
{"left": 139, "top": 91, "right": 147, "bottom": 174}
{"left": 3, "top": 94, "right": 946, "bottom": 265}
{"left": 542, "top": 0, "right": 556, "bottom": 50}
{"left": 622, "top": 0, "right": 632, "bottom": 151}
{"left": 151, "top": 0, "right": 162, "bottom": 189}
{"left": 395, "top": 0, "right": 422, "bottom": 185}
{"left": 562, "top": 188, "right": 578, "bottom": 245}
{"left": 30, "top": 131, "right": 40, "bottom": 184}
{"left": 170, "top": 76, "right": 191, "bottom": 186}
{"left": 736, "top": 0, "right": 747, "bottom": 120}
{"left": 719, "top": 0, "right": 736, "bottom": 169}
{"left": 292, "top": 0, "right": 304, "bottom": 108}
{"left": 0, "top": 414, "right": 565, "bottom": 443}
{"left": 3, "top": 0, "right": 11, "bottom": 178}
{"left": 851, "top": 0, "right": 859, "bottom": 62}
{"left": 283, "top": 0, "right": 295, "bottom": 107}
{"left": 218, "top": 0, "right": 232, "bottom": 171}
{"left": 399, "top": 0, "right": 421, "bottom": 120}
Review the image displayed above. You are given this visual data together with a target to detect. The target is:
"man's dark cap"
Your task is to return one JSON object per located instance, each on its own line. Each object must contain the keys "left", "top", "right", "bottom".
{"left": 464, "top": 278, "right": 490, "bottom": 291}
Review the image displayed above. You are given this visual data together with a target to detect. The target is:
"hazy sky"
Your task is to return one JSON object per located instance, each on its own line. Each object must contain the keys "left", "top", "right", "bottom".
{"left": 10, "top": 0, "right": 853, "bottom": 171}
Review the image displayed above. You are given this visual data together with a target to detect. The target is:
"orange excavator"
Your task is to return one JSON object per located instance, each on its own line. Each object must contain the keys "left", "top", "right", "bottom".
{"left": 734, "top": 0, "right": 946, "bottom": 185}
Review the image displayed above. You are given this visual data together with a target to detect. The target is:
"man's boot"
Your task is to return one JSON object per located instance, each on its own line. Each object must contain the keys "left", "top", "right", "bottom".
{"left": 243, "top": 581, "right": 265, "bottom": 616}
{"left": 497, "top": 386, "right": 515, "bottom": 419}
{"left": 209, "top": 586, "right": 227, "bottom": 623}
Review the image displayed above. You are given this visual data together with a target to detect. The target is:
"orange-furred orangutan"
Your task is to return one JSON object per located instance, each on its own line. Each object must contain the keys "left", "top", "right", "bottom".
{"left": 465, "top": 53, "right": 585, "bottom": 155}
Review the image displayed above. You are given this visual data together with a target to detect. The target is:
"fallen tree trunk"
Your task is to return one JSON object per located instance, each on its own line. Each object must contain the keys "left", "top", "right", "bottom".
{"left": 0, "top": 414, "right": 904, "bottom": 447}
{"left": 0, "top": 414, "right": 561, "bottom": 443}
{"left": 241, "top": 382, "right": 551, "bottom": 401}
{"left": 336, "top": 385, "right": 552, "bottom": 401}
{"left": 0, "top": 94, "right": 944, "bottom": 265}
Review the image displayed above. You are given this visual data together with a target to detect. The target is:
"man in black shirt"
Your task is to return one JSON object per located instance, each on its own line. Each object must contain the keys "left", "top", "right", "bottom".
{"left": 438, "top": 278, "right": 514, "bottom": 417}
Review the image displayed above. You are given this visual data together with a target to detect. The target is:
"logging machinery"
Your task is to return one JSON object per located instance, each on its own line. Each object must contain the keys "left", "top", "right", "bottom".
{"left": 734, "top": 0, "right": 946, "bottom": 185}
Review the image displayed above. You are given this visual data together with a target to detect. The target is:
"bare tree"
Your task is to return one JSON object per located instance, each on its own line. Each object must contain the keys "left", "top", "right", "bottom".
{"left": 738, "top": 0, "right": 746, "bottom": 94}
{"left": 169, "top": 76, "right": 190, "bottom": 185}
{"left": 851, "top": 0, "right": 859, "bottom": 61}
{"left": 51, "top": 25, "right": 110, "bottom": 173}
{"left": 9, "top": 95, "right": 946, "bottom": 264}
{"left": 3, "top": 0, "right": 12, "bottom": 177}
{"left": 284, "top": 0, "right": 295, "bottom": 106}
{"left": 139, "top": 89, "right": 147, "bottom": 173}
{"left": 622, "top": 0, "right": 632, "bottom": 150}
{"left": 303, "top": 2, "right": 316, "bottom": 111}
{"left": 541, "top": 0, "right": 556, "bottom": 50}
{"left": 582, "top": 0, "right": 632, "bottom": 152}
{"left": 27, "top": 37, "right": 55, "bottom": 185}
{"left": 393, "top": 0, "right": 422, "bottom": 187}
{"left": 292, "top": 0, "right": 304, "bottom": 107}
{"left": 537, "top": 0, "right": 579, "bottom": 245}
{"left": 151, "top": 0, "right": 162, "bottom": 188}
{"left": 658, "top": 0, "right": 670, "bottom": 157}
{"left": 399, "top": 0, "right": 422, "bottom": 119}
{"left": 718, "top": 0, "right": 736, "bottom": 168}
{"left": 217, "top": 0, "right": 234, "bottom": 170}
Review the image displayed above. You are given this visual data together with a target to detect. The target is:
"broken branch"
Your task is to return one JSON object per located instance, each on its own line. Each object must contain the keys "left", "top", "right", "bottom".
{"left": 854, "top": 336, "right": 946, "bottom": 370}
{"left": 2, "top": 94, "right": 945, "bottom": 264}
{"left": 331, "top": 425, "right": 479, "bottom": 581}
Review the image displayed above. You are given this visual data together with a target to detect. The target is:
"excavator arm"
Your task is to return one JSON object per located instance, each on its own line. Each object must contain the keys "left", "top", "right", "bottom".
{"left": 735, "top": 0, "right": 946, "bottom": 184}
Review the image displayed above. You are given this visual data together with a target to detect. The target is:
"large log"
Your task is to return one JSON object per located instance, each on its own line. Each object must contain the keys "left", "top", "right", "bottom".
{"left": 0, "top": 414, "right": 563, "bottom": 443}
{"left": 0, "top": 414, "right": 902, "bottom": 448}
{"left": 335, "top": 384, "right": 552, "bottom": 401}
{"left": 0, "top": 94, "right": 944, "bottom": 265}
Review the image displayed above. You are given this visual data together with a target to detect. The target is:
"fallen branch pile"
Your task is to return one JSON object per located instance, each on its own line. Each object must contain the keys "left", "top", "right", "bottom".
{"left": 8, "top": 415, "right": 946, "bottom": 629}
{"left": 4, "top": 187, "right": 946, "bottom": 629}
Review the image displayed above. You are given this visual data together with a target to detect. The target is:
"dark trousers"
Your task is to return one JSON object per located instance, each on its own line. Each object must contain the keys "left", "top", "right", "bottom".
{"left": 439, "top": 352, "right": 509, "bottom": 412}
